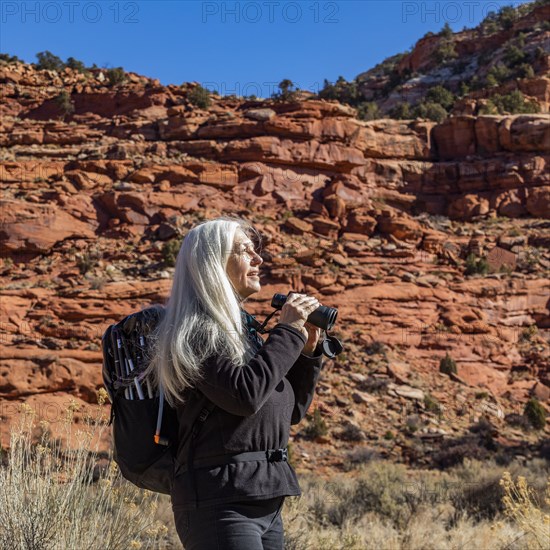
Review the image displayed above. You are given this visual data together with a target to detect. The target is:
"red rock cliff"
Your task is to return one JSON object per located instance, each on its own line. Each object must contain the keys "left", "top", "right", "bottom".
{"left": 1, "top": 60, "right": 549, "bottom": 468}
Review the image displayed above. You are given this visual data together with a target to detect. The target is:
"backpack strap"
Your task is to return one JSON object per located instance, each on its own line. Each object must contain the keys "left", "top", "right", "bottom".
{"left": 154, "top": 384, "right": 169, "bottom": 445}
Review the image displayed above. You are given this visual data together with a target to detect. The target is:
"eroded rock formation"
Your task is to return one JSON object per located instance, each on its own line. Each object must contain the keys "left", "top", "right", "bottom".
{"left": 1, "top": 60, "right": 548, "bottom": 469}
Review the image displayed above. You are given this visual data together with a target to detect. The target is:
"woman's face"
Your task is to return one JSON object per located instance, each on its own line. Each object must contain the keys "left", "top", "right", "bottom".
{"left": 226, "top": 229, "right": 263, "bottom": 300}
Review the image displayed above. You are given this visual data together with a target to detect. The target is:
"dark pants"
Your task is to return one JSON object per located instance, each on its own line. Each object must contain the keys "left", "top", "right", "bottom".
{"left": 172, "top": 496, "right": 285, "bottom": 550}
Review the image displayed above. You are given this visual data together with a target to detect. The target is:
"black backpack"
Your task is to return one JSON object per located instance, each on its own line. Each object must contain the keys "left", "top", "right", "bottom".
{"left": 101, "top": 306, "right": 269, "bottom": 496}
{"left": 101, "top": 304, "right": 181, "bottom": 494}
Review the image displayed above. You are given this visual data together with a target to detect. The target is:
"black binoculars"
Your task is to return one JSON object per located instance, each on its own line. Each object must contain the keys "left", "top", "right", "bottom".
{"left": 270, "top": 292, "right": 343, "bottom": 358}
{"left": 271, "top": 293, "right": 338, "bottom": 331}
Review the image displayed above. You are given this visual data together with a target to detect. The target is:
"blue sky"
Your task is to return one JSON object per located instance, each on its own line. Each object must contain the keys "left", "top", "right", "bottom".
{"left": 1, "top": 0, "right": 523, "bottom": 97}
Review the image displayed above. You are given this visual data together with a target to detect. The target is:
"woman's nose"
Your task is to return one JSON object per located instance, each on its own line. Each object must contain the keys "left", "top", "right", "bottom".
{"left": 251, "top": 251, "right": 263, "bottom": 265}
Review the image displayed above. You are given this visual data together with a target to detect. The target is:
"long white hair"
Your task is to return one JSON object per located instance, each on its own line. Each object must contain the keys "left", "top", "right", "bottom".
{"left": 143, "top": 217, "right": 261, "bottom": 407}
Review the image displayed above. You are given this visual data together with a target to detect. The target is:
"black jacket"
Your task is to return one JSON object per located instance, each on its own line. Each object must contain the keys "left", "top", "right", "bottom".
{"left": 170, "top": 323, "right": 324, "bottom": 510}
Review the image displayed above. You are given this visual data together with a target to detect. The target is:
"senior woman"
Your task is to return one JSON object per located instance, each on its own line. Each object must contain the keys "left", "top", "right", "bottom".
{"left": 146, "top": 217, "right": 325, "bottom": 549}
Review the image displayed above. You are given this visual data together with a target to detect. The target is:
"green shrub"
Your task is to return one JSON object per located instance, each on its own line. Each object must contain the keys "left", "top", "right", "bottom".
{"left": 272, "top": 79, "right": 299, "bottom": 102}
{"left": 362, "top": 376, "right": 389, "bottom": 394}
{"left": 495, "top": 90, "right": 539, "bottom": 114}
{"left": 66, "top": 56, "right": 88, "bottom": 73}
{"left": 524, "top": 397, "right": 546, "bottom": 430}
{"left": 505, "top": 413, "right": 532, "bottom": 431}
{"left": 0, "top": 53, "right": 22, "bottom": 64}
{"left": 515, "top": 32, "right": 526, "bottom": 49}
{"left": 302, "top": 408, "right": 328, "bottom": 440}
{"left": 405, "top": 415, "right": 420, "bottom": 433}
{"left": 487, "top": 63, "right": 511, "bottom": 85}
{"left": 517, "top": 63, "right": 535, "bottom": 78}
{"left": 365, "top": 52, "right": 407, "bottom": 78}
{"left": 479, "top": 99, "right": 499, "bottom": 115}
{"left": 382, "top": 70, "right": 407, "bottom": 96}
{"left": 89, "top": 276, "right": 106, "bottom": 290}
{"left": 520, "top": 324, "right": 538, "bottom": 342}
{"left": 366, "top": 341, "right": 387, "bottom": 356}
{"left": 439, "top": 22, "right": 453, "bottom": 39}
{"left": 503, "top": 44, "right": 527, "bottom": 68}
{"left": 356, "top": 101, "right": 381, "bottom": 120}
{"left": 338, "top": 422, "right": 365, "bottom": 441}
{"left": 161, "top": 238, "right": 182, "bottom": 267}
{"left": 35, "top": 50, "right": 65, "bottom": 71}
{"left": 482, "top": 17, "right": 500, "bottom": 35}
{"left": 425, "top": 85, "right": 455, "bottom": 110}
{"left": 424, "top": 393, "right": 441, "bottom": 413}
{"left": 414, "top": 101, "right": 448, "bottom": 122}
{"left": 433, "top": 40, "right": 458, "bottom": 64}
{"left": 498, "top": 6, "right": 518, "bottom": 30}
{"left": 76, "top": 249, "right": 101, "bottom": 275}
{"left": 343, "top": 447, "right": 380, "bottom": 471}
{"left": 465, "top": 253, "right": 490, "bottom": 275}
{"left": 449, "top": 459, "right": 506, "bottom": 520}
{"left": 106, "top": 67, "right": 127, "bottom": 86}
{"left": 319, "top": 76, "right": 361, "bottom": 105}
{"left": 535, "top": 46, "right": 546, "bottom": 61}
{"left": 469, "top": 75, "right": 485, "bottom": 91}
{"left": 458, "top": 82, "right": 470, "bottom": 97}
{"left": 318, "top": 78, "right": 340, "bottom": 101}
{"left": 389, "top": 101, "right": 412, "bottom": 119}
{"left": 485, "top": 74, "right": 499, "bottom": 88}
{"left": 327, "top": 462, "right": 421, "bottom": 528}
{"left": 188, "top": 85, "right": 211, "bottom": 109}
{"left": 439, "top": 352, "right": 457, "bottom": 375}
{"left": 280, "top": 209, "right": 293, "bottom": 221}
{"left": 479, "top": 5, "right": 525, "bottom": 35}
{"left": 54, "top": 90, "right": 75, "bottom": 119}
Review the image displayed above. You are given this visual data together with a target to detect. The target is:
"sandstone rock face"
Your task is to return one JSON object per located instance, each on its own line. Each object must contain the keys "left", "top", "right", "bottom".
{"left": 0, "top": 60, "right": 549, "bottom": 466}
{"left": 0, "top": 199, "right": 97, "bottom": 253}
{"left": 499, "top": 115, "right": 550, "bottom": 153}
{"left": 526, "top": 186, "right": 550, "bottom": 217}
{"left": 448, "top": 194, "right": 490, "bottom": 220}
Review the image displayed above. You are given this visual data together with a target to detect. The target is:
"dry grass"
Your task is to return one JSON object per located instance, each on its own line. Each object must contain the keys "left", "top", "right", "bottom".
{"left": 0, "top": 393, "right": 171, "bottom": 549}
{"left": 501, "top": 472, "right": 550, "bottom": 549}
{"left": 282, "top": 459, "right": 550, "bottom": 550}
{"left": 2, "top": 398, "right": 548, "bottom": 550}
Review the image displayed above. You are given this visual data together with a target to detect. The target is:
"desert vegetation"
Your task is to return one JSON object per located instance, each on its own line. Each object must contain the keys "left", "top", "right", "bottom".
{"left": 1, "top": 399, "right": 548, "bottom": 549}
{"left": 316, "top": 1, "right": 547, "bottom": 120}
{"left": 0, "top": 395, "right": 171, "bottom": 549}
{"left": 284, "top": 459, "right": 550, "bottom": 550}
{"left": 0, "top": 50, "right": 128, "bottom": 87}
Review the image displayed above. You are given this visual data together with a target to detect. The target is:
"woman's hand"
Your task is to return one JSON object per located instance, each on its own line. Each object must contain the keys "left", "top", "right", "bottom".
{"left": 279, "top": 293, "right": 320, "bottom": 341}
{"left": 302, "top": 322, "right": 322, "bottom": 355}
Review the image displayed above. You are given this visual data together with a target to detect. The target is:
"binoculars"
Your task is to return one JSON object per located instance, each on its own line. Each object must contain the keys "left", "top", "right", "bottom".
{"left": 270, "top": 292, "right": 343, "bottom": 358}
{"left": 271, "top": 293, "right": 338, "bottom": 331}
